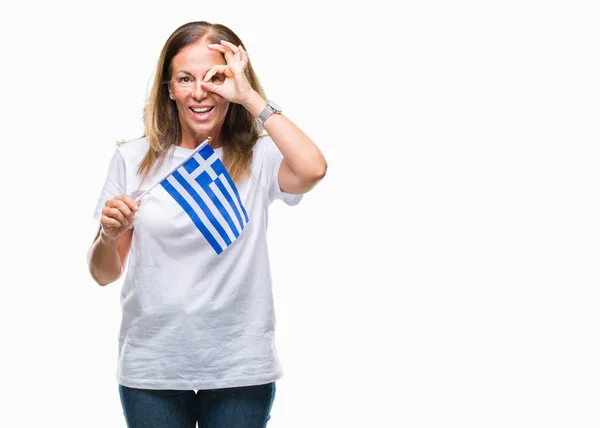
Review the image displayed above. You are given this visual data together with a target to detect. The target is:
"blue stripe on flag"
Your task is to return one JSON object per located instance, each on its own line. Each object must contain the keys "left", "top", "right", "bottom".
{"left": 160, "top": 179, "right": 223, "bottom": 254}
{"left": 172, "top": 170, "right": 233, "bottom": 247}
{"left": 212, "top": 159, "right": 249, "bottom": 223}
{"left": 214, "top": 178, "right": 244, "bottom": 228}
{"left": 195, "top": 171, "right": 240, "bottom": 237}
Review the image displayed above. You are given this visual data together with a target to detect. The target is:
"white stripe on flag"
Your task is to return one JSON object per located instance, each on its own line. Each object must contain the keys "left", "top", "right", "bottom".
{"left": 165, "top": 175, "right": 229, "bottom": 250}
{"left": 209, "top": 178, "right": 245, "bottom": 232}
{"left": 217, "top": 176, "right": 247, "bottom": 228}
{"left": 176, "top": 166, "right": 238, "bottom": 242}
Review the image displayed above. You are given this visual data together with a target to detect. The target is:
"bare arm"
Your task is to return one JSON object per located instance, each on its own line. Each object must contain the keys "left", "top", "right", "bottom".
{"left": 87, "top": 227, "right": 133, "bottom": 286}
{"left": 243, "top": 91, "right": 328, "bottom": 194}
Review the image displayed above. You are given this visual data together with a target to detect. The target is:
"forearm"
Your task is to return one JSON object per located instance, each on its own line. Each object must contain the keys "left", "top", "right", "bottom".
{"left": 243, "top": 92, "right": 327, "bottom": 181}
{"left": 87, "top": 230, "right": 124, "bottom": 286}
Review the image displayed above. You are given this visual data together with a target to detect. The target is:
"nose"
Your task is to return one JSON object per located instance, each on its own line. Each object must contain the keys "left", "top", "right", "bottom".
{"left": 191, "top": 81, "right": 207, "bottom": 101}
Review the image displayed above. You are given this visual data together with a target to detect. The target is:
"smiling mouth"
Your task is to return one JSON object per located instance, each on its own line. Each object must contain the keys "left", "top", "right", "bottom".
{"left": 190, "top": 106, "right": 214, "bottom": 113}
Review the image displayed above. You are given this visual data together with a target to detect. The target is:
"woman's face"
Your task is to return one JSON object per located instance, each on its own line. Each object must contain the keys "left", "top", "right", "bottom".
{"left": 169, "top": 39, "right": 230, "bottom": 145}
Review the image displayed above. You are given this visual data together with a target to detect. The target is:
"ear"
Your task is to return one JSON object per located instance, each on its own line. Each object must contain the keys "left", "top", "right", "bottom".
{"left": 167, "top": 82, "right": 174, "bottom": 100}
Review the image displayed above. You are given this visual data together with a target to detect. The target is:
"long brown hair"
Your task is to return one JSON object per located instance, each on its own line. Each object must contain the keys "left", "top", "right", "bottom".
{"left": 139, "top": 21, "right": 265, "bottom": 185}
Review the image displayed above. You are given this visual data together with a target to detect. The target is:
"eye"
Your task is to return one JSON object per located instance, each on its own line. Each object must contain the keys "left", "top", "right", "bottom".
{"left": 179, "top": 76, "right": 192, "bottom": 83}
{"left": 210, "top": 74, "right": 224, "bottom": 83}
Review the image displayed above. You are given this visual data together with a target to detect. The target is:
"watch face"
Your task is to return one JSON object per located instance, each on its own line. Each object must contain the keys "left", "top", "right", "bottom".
{"left": 267, "top": 100, "right": 281, "bottom": 113}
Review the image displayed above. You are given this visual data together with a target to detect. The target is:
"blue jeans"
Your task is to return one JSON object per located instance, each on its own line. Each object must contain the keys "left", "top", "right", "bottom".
{"left": 119, "top": 382, "right": 276, "bottom": 428}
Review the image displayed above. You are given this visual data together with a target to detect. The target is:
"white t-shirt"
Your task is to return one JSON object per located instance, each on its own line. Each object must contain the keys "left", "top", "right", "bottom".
{"left": 93, "top": 136, "right": 302, "bottom": 390}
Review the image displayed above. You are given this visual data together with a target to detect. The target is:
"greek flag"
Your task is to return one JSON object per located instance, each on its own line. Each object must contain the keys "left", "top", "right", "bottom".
{"left": 159, "top": 141, "right": 249, "bottom": 254}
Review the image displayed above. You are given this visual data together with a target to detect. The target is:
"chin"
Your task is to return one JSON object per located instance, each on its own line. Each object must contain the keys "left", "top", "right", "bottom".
{"left": 191, "top": 124, "right": 218, "bottom": 136}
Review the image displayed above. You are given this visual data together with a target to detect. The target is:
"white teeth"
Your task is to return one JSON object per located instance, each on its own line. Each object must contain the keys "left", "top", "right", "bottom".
{"left": 191, "top": 107, "right": 212, "bottom": 113}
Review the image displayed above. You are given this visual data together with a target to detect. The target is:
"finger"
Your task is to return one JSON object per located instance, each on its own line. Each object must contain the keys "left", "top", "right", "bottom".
{"left": 220, "top": 41, "right": 241, "bottom": 61}
{"left": 102, "top": 206, "right": 129, "bottom": 226}
{"left": 207, "top": 44, "right": 228, "bottom": 54}
{"left": 115, "top": 195, "right": 140, "bottom": 213}
{"left": 200, "top": 81, "right": 223, "bottom": 97}
{"left": 238, "top": 45, "right": 249, "bottom": 68}
{"left": 208, "top": 43, "right": 235, "bottom": 62}
{"left": 107, "top": 199, "right": 136, "bottom": 224}
{"left": 107, "top": 199, "right": 134, "bottom": 221}
{"left": 101, "top": 214, "right": 124, "bottom": 229}
{"left": 111, "top": 197, "right": 135, "bottom": 215}
{"left": 220, "top": 40, "right": 240, "bottom": 56}
{"left": 203, "top": 65, "right": 229, "bottom": 82}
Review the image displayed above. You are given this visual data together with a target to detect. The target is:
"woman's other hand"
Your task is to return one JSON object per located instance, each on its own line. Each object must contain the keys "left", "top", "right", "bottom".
{"left": 100, "top": 195, "right": 141, "bottom": 241}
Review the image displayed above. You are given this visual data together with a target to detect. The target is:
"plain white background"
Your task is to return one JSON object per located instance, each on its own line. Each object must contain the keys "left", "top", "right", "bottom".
{"left": 0, "top": 0, "right": 598, "bottom": 426}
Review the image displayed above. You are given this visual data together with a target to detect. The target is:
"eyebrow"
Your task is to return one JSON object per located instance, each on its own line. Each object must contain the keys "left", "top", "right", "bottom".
{"left": 175, "top": 70, "right": 194, "bottom": 76}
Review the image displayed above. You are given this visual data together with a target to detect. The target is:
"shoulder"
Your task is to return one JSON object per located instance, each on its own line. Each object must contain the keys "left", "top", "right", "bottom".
{"left": 116, "top": 137, "right": 150, "bottom": 157}
{"left": 114, "top": 137, "right": 150, "bottom": 167}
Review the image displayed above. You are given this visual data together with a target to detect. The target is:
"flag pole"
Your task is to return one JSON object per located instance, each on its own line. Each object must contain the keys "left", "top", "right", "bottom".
{"left": 134, "top": 137, "right": 212, "bottom": 202}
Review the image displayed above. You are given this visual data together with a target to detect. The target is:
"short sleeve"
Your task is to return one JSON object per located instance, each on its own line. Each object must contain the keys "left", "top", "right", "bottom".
{"left": 261, "top": 137, "right": 303, "bottom": 206}
{"left": 93, "top": 148, "right": 126, "bottom": 221}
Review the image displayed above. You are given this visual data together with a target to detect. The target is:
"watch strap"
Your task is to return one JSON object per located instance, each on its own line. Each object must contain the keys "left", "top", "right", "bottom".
{"left": 256, "top": 100, "right": 281, "bottom": 127}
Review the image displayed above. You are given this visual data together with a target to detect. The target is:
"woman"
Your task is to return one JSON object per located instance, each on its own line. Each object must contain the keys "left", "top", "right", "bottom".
{"left": 87, "top": 21, "right": 326, "bottom": 427}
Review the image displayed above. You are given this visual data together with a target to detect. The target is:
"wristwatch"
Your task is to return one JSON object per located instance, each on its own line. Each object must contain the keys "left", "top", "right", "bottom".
{"left": 256, "top": 100, "right": 282, "bottom": 127}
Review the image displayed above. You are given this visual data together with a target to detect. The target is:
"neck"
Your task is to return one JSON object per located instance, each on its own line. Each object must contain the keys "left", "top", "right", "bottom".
{"left": 179, "top": 130, "right": 222, "bottom": 150}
